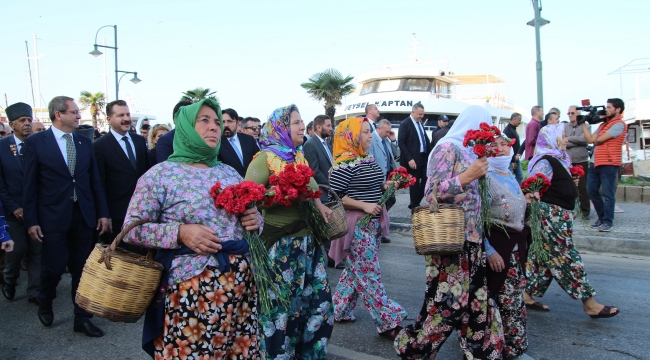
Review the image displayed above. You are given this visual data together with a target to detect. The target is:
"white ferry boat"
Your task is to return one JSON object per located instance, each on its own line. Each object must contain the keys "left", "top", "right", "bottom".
{"left": 334, "top": 35, "right": 529, "bottom": 138}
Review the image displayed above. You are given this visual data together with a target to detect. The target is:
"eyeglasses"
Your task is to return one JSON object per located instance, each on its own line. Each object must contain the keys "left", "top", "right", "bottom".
{"left": 59, "top": 110, "right": 81, "bottom": 115}
{"left": 567, "top": 112, "right": 576, "bottom": 115}
{"left": 244, "top": 126, "right": 262, "bottom": 131}
{"left": 0, "top": 132, "right": 5, "bottom": 136}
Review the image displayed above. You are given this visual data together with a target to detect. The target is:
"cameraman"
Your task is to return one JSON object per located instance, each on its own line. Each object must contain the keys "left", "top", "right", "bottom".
{"left": 581, "top": 98, "right": 627, "bottom": 232}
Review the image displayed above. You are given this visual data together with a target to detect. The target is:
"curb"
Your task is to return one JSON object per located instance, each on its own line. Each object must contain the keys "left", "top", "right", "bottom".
{"left": 389, "top": 222, "right": 650, "bottom": 257}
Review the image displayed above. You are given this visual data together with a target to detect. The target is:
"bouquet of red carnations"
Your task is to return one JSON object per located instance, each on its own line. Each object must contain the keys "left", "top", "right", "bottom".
{"left": 463, "top": 122, "right": 501, "bottom": 230}
{"left": 210, "top": 180, "right": 288, "bottom": 315}
{"left": 358, "top": 167, "right": 415, "bottom": 227}
{"left": 569, "top": 165, "right": 587, "bottom": 228}
{"left": 520, "top": 173, "right": 552, "bottom": 262}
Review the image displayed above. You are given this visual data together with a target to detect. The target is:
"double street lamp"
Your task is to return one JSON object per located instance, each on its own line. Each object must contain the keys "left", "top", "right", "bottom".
{"left": 89, "top": 25, "right": 141, "bottom": 101}
{"left": 527, "top": 0, "right": 550, "bottom": 109}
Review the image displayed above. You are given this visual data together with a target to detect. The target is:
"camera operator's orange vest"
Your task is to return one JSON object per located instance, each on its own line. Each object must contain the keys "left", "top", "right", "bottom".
{"left": 593, "top": 115, "right": 627, "bottom": 168}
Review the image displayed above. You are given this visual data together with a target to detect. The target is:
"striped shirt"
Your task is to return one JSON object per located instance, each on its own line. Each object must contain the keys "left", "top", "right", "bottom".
{"left": 329, "top": 159, "right": 384, "bottom": 204}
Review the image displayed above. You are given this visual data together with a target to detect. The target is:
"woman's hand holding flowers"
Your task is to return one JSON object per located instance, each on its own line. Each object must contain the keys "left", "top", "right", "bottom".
{"left": 239, "top": 207, "right": 261, "bottom": 231}
{"left": 524, "top": 191, "right": 540, "bottom": 205}
{"left": 459, "top": 157, "right": 489, "bottom": 187}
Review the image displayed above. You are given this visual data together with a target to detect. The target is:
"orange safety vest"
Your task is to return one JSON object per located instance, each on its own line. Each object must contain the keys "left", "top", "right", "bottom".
{"left": 593, "top": 116, "right": 627, "bottom": 168}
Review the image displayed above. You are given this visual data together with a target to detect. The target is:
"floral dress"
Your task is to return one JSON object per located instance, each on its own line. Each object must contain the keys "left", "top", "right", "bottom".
{"left": 329, "top": 157, "right": 408, "bottom": 333}
{"left": 245, "top": 151, "right": 334, "bottom": 360}
{"left": 123, "top": 162, "right": 262, "bottom": 359}
{"left": 524, "top": 159, "right": 596, "bottom": 300}
{"left": 394, "top": 142, "right": 504, "bottom": 360}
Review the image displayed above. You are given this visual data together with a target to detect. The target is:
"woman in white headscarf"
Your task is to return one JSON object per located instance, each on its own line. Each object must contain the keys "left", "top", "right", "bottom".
{"left": 483, "top": 135, "right": 533, "bottom": 359}
{"left": 394, "top": 106, "right": 505, "bottom": 359}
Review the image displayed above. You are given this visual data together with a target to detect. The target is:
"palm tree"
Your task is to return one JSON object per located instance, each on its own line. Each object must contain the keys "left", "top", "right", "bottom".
{"left": 180, "top": 88, "right": 217, "bottom": 103}
{"left": 79, "top": 91, "right": 106, "bottom": 129}
{"left": 301, "top": 68, "right": 355, "bottom": 121}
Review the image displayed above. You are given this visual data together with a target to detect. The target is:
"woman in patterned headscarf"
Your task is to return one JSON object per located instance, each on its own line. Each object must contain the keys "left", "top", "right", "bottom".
{"left": 328, "top": 117, "right": 407, "bottom": 340}
{"left": 524, "top": 124, "right": 619, "bottom": 319}
{"left": 245, "top": 104, "right": 334, "bottom": 360}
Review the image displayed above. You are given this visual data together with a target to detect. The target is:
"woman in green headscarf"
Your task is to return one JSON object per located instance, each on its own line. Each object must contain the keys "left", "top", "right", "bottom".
{"left": 123, "top": 99, "right": 264, "bottom": 359}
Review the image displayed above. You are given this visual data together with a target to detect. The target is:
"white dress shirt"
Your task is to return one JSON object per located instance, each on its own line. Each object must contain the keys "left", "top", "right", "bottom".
{"left": 314, "top": 134, "right": 332, "bottom": 162}
{"left": 110, "top": 128, "right": 137, "bottom": 160}
{"left": 50, "top": 125, "right": 74, "bottom": 166}
{"left": 411, "top": 116, "right": 426, "bottom": 153}
{"left": 13, "top": 134, "right": 23, "bottom": 153}
{"left": 228, "top": 134, "right": 244, "bottom": 158}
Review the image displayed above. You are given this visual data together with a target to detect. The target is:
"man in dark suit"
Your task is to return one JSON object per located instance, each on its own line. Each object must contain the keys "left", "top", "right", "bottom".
{"left": 93, "top": 100, "right": 150, "bottom": 249}
{"left": 218, "top": 108, "right": 257, "bottom": 177}
{"left": 23, "top": 96, "right": 110, "bottom": 337}
{"left": 398, "top": 102, "right": 430, "bottom": 209}
{"left": 431, "top": 115, "right": 454, "bottom": 150}
{"left": 155, "top": 100, "right": 193, "bottom": 164}
{"left": 0, "top": 102, "right": 42, "bottom": 304}
{"left": 303, "top": 115, "right": 333, "bottom": 204}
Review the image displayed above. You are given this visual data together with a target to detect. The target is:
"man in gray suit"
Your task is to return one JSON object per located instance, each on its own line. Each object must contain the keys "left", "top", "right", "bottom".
{"left": 367, "top": 119, "right": 399, "bottom": 244}
{"left": 303, "top": 115, "right": 333, "bottom": 204}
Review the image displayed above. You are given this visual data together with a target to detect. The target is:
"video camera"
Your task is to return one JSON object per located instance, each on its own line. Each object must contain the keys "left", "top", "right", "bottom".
{"left": 576, "top": 99, "right": 606, "bottom": 125}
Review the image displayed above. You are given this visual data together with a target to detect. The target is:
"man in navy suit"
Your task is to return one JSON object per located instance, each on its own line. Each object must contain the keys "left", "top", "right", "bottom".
{"left": 23, "top": 96, "right": 110, "bottom": 337}
{"left": 398, "top": 102, "right": 431, "bottom": 209}
{"left": 0, "top": 102, "right": 42, "bottom": 304}
{"left": 155, "top": 100, "right": 193, "bottom": 164}
{"left": 93, "top": 100, "right": 150, "bottom": 249}
{"left": 217, "top": 108, "right": 257, "bottom": 177}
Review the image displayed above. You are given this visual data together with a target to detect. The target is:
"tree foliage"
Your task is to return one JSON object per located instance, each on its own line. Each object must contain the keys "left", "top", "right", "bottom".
{"left": 301, "top": 69, "right": 355, "bottom": 121}
{"left": 180, "top": 88, "right": 218, "bottom": 103}
{"left": 79, "top": 91, "right": 106, "bottom": 129}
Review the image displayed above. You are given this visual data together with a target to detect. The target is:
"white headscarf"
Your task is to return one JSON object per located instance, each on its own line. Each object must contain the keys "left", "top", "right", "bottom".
{"left": 428, "top": 105, "right": 494, "bottom": 163}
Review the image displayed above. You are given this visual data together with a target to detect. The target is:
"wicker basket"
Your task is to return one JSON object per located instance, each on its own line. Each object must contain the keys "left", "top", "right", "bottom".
{"left": 411, "top": 181, "right": 466, "bottom": 255}
{"left": 76, "top": 219, "right": 163, "bottom": 323}
{"left": 320, "top": 185, "right": 349, "bottom": 242}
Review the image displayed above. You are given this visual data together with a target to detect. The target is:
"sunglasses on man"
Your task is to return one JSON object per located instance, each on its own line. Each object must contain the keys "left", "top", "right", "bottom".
{"left": 244, "top": 126, "right": 262, "bottom": 131}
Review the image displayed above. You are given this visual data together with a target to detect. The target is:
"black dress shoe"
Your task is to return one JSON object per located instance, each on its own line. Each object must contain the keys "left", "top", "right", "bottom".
{"left": 2, "top": 284, "right": 15, "bottom": 300}
{"left": 38, "top": 307, "right": 54, "bottom": 327}
{"left": 28, "top": 297, "right": 40, "bottom": 306}
{"left": 381, "top": 237, "right": 391, "bottom": 244}
{"left": 74, "top": 321, "right": 105, "bottom": 338}
{"left": 335, "top": 263, "right": 345, "bottom": 269}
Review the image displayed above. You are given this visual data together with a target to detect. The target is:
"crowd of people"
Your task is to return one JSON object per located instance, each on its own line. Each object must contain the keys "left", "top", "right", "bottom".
{"left": 0, "top": 95, "right": 624, "bottom": 359}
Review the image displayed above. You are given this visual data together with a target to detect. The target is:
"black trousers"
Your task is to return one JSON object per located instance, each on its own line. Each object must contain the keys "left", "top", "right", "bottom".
{"left": 573, "top": 162, "right": 591, "bottom": 215}
{"left": 3, "top": 217, "right": 42, "bottom": 298}
{"left": 407, "top": 153, "right": 428, "bottom": 209}
{"left": 38, "top": 202, "right": 94, "bottom": 325}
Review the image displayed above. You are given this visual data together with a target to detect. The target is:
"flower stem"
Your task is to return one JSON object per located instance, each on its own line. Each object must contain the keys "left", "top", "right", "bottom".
{"left": 358, "top": 185, "right": 395, "bottom": 227}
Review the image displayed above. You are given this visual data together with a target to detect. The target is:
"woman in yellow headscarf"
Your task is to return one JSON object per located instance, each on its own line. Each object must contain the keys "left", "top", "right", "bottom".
{"left": 328, "top": 117, "right": 407, "bottom": 340}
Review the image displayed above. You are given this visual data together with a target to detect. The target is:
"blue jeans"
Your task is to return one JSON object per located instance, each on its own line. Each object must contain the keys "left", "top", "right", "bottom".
{"left": 512, "top": 160, "right": 524, "bottom": 184}
{"left": 587, "top": 164, "right": 619, "bottom": 226}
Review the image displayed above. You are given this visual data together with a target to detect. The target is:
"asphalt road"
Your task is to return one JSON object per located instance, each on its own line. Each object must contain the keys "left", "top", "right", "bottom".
{"left": 1, "top": 232, "right": 648, "bottom": 359}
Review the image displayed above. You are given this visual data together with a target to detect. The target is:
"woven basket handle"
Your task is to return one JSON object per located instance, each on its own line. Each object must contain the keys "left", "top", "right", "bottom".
{"left": 99, "top": 218, "right": 152, "bottom": 270}
{"left": 428, "top": 181, "right": 441, "bottom": 213}
{"left": 318, "top": 184, "right": 340, "bottom": 203}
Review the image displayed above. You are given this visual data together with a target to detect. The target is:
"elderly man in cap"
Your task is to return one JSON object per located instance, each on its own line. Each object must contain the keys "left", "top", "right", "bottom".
{"left": 430, "top": 115, "right": 454, "bottom": 150}
{"left": 0, "top": 103, "right": 42, "bottom": 304}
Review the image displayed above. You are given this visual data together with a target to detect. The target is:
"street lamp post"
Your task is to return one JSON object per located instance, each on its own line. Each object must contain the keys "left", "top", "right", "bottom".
{"left": 89, "top": 25, "right": 141, "bottom": 101}
{"left": 527, "top": 0, "right": 550, "bottom": 108}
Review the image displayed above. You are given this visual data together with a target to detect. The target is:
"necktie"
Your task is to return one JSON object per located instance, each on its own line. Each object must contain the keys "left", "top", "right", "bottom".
{"left": 322, "top": 140, "right": 332, "bottom": 162}
{"left": 370, "top": 122, "right": 376, "bottom": 133}
{"left": 382, "top": 139, "right": 392, "bottom": 172}
{"left": 62, "top": 134, "right": 77, "bottom": 201}
{"left": 230, "top": 137, "right": 244, "bottom": 165}
{"left": 416, "top": 121, "right": 426, "bottom": 153}
{"left": 122, "top": 136, "right": 137, "bottom": 170}
{"left": 18, "top": 143, "right": 23, "bottom": 157}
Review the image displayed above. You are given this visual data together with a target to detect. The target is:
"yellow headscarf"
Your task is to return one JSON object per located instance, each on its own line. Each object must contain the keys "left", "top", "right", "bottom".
{"left": 333, "top": 117, "right": 370, "bottom": 165}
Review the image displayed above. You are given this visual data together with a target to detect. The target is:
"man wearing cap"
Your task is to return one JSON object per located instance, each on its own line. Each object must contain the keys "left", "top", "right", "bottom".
{"left": 0, "top": 103, "right": 42, "bottom": 304}
{"left": 430, "top": 115, "right": 454, "bottom": 150}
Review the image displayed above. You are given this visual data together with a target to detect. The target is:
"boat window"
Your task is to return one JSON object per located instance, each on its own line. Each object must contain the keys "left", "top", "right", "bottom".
{"left": 376, "top": 79, "right": 401, "bottom": 92}
{"left": 360, "top": 82, "right": 375, "bottom": 95}
{"left": 404, "top": 79, "right": 430, "bottom": 91}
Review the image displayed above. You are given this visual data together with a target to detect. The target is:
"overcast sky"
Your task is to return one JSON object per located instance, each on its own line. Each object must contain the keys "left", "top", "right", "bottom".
{"left": 2, "top": 0, "right": 649, "bottom": 123}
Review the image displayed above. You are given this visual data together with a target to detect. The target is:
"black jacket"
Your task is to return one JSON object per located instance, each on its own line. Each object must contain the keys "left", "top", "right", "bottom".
{"left": 398, "top": 116, "right": 430, "bottom": 167}
{"left": 93, "top": 132, "right": 151, "bottom": 220}
{"left": 218, "top": 133, "right": 258, "bottom": 178}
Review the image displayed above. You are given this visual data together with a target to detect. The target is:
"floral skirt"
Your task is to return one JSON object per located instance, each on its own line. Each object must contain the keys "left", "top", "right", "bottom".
{"left": 260, "top": 235, "right": 334, "bottom": 360}
{"left": 154, "top": 255, "right": 261, "bottom": 360}
{"left": 333, "top": 218, "right": 407, "bottom": 332}
{"left": 394, "top": 241, "right": 504, "bottom": 360}
{"left": 494, "top": 251, "right": 528, "bottom": 358}
{"left": 525, "top": 202, "right": 596, "bottom": 300}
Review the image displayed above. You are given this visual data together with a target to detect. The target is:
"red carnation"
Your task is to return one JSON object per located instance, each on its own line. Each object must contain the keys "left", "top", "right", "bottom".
{"left": 479, "top": 122, "right": 492, "bottom": 131}
{"left": 570, "top": 165, "right": 585, "bottom": 178}
{"left": 473, "top": 144, "right": 487, "bottom": 157}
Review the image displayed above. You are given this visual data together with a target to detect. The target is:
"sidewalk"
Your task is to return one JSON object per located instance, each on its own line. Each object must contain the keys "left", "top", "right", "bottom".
{"left": 387, "top": 192, "right": 650, "bottom": 256}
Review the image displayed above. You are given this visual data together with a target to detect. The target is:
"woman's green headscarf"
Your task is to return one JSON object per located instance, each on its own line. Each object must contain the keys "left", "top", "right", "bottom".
{"left": 167, "top": 98, "right": 223, "bottom": 167}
